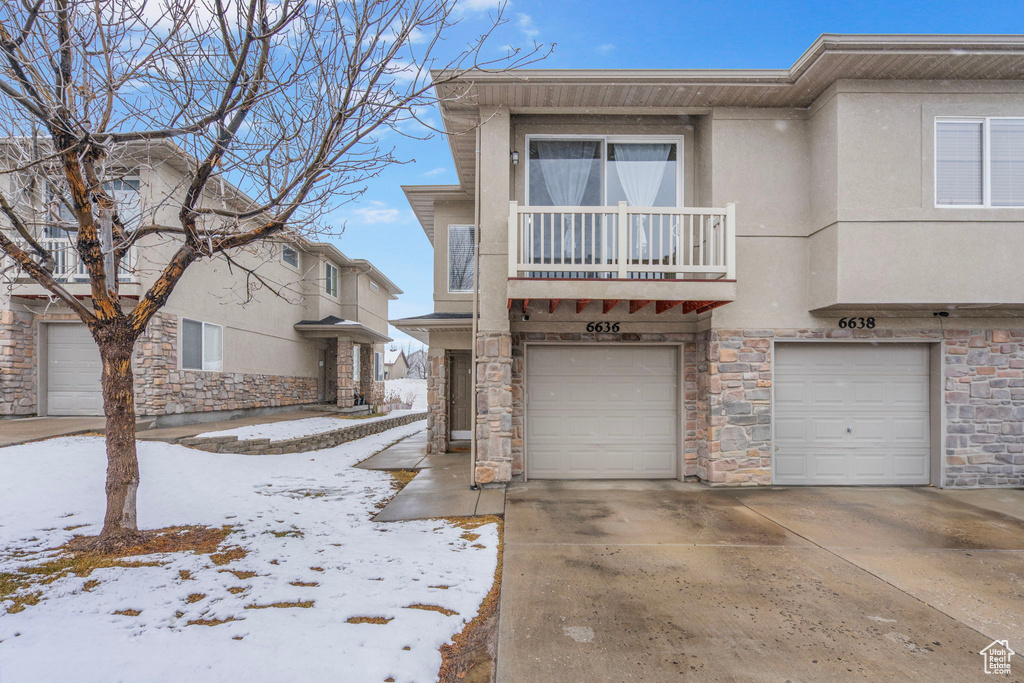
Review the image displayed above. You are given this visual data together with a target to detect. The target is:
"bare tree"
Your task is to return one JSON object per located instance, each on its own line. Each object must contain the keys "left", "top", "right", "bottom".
{"left": 0, "top": 0, "right": 543, "bottom": 550}
{"left": 406, "top": 347, "right": 427, "bottom": 379}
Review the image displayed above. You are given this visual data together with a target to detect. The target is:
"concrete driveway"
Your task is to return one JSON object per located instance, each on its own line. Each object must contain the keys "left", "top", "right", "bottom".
{"left": 497, "top": 483, "right": 1024, "bottom": 682}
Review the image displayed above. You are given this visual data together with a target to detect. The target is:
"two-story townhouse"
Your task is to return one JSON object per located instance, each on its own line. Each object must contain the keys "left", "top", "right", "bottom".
{"left": 1, "top": 141, "right": 401, "bottom": 422}
{"left": 395, "top": 34, "right": 1024, "bottom": 489}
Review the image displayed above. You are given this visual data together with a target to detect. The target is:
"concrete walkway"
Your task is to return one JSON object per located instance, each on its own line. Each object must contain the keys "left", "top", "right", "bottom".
{"left": 497, "top": 483, "right": 1024, "bottom": 682}
{"left": 0, "top": 416, "right": 109, "bottom": 447}
{"left": 358, "top": 431, "right": 505, "bottom": 521}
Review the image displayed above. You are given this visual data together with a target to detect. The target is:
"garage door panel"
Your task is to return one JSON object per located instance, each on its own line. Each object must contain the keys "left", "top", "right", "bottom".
{"left": 47, "top": 324, "right": 103, "bottom": 416}
{"left": 813, "top": 383, "right": 845, "bottom": 404}
{"left": 774, "top": 343, "right": 930, "bottom": 486}
{"left": 893, "top": 454, "right": 930, "bottom": 477}
{"left": 527, "top": 346, "right": 677, "bottom": 479}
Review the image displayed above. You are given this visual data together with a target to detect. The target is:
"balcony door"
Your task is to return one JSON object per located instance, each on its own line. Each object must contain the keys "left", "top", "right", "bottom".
{"left": 526, "top": 136, "right": 681, "bottom": 278}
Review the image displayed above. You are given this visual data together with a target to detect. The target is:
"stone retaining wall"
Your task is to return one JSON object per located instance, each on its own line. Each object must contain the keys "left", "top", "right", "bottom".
{"left": 176, "top": 411, "right": 426, "bottom": 454}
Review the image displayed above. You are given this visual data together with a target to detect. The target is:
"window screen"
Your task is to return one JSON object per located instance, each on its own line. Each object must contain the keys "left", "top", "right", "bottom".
{"left": 181, "top": 319, "right": 203, "bottom": 370}
{"left": 936, "top": 121, "right": 983, "bottom": 206}
{"left": 182, "top": 318, "right": 222, "bottom": 371}
{"left": 282, "top": 245, "right": 299, "bottom": 267}
{"left": 990, "top": 119, "right": 1024, "bottom": 207}
{"left": 448, "top": 225, "right": 475, "bottom": 292}
{"left": 325, "top": 262, "right": 339, "bottom": 297}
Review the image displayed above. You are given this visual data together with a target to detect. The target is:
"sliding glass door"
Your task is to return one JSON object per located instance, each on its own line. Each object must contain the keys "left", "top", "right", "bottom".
{"left": 526, "top": 136, "right": 682, "bottom": 278}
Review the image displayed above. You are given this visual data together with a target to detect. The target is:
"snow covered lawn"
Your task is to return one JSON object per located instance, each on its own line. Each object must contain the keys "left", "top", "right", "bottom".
{"left": 0, "top": 423, "right": 498, "bottom": 682}
{"left": 197, "top": 409, "right": 421, "bottom": 442}
{"left": 385, "top": 378, "right": 427, "bottom": 410}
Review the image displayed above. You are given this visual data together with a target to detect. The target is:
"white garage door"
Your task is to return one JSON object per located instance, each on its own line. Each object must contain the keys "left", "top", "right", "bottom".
{"left": 774, "top": 343, "right": 930, "bottom": 486}
{"left": 47, "top": 324, "right": 103, "bottom": 416}
{"left": 527, "top": 346, "right": 677, "bottom": 479}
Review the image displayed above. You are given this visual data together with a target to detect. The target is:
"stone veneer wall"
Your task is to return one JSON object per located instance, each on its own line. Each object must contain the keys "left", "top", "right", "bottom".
{"left": 425, "top": 350, "right": 448, "bottom": 455}
{"left": 0, "top": 310, "right": 36, "bottom": 416}
{"left": 474, "top": 332, "right": 513, "bottom": 484}
{"left": 133, "top": 311, "right": 318, "bottom": 415}
{"left": 943, "top": 328, "right": 1024, "bottom": 487}
{"left": 701, "top": 326, "right": 1024, "bottom": 488}
{"left": 337, "top": 339, "right": 355, "bottom": 408}
{"left": 511, "top": 331, "right": 698, "bottom": 476}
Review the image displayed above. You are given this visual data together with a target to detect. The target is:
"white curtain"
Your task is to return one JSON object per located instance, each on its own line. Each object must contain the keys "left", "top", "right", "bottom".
{"left": 613, "top": 143, "right": 672, "bottom": 255}
{"left": 536, "top": 141, "right": 599, "bottom": 260}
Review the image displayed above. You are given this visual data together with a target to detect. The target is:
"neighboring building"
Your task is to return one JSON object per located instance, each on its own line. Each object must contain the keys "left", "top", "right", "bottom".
{"left": 383, "top": 347, "right": 409, "bottom": 379}
{"left": 1, "top": 142, "right": 401, "bottom": 420}
{"left": 395, "top": 34, "right": 1024, "bottom": 489}
{"left": 406, "top": 348, "right": 427, "bottom": 379}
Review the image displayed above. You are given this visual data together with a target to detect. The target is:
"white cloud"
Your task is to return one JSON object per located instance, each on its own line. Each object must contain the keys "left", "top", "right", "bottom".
{"left": 597, "top": 43, "right": 615, "bottom": 54}
{"left": 516, "top": 13, "right": 539, "bottom": 39}
{"left": 424, "top": 167, "right": 447, "bottom": 177}
{"left": 352, "top": 200, "right": 401, "bottom": 224}
{"left": 459, "top": 0, "right": 505, "bottom": 12}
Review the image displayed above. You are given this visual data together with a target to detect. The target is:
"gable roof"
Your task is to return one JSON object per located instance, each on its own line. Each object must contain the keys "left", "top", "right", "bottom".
{"left": 384, "top": 348, "right": 406, "bottom": 365}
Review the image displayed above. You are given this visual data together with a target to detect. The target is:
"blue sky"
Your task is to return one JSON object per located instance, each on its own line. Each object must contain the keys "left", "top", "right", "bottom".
{"left": 328, "top": 0, "right": 1023, "bottom": 346}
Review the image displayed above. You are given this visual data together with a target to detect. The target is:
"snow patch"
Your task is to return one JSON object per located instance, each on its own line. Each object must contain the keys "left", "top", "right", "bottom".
{"left": 0, "top": 424, "right": 497, "bottom": 682}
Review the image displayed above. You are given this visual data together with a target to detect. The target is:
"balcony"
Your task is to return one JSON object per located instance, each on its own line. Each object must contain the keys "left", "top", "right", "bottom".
{"left": 506, "top": 201, "right": 737, "bottom": 310}
{"left": 4, "top": 237, "right": 141, "bottom": 299}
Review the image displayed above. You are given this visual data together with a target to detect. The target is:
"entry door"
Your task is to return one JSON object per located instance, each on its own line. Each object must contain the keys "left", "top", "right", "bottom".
{"left": 449, "top": 352, "right": 472, "bottom": 439}
{"left": 774, "top": 343, "right": 930, "bottom": 485}
{"left": 526, "top": 345, "right": 678, "bottom": 479}
{"left": 47, "top": 324, "right": 103, "bottom": 416}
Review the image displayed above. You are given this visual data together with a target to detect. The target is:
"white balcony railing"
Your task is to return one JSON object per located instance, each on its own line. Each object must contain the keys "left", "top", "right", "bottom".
{"left": 4, "top": 237, "right": 138, "bottom": 283}
{"left": 508, "top": 201, "right": 735, "bottom": 281}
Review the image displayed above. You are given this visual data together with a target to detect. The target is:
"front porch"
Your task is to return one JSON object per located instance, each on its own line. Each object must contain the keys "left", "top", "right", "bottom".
{"left": 293, "top": 315, "right": 390, "bottom": 409}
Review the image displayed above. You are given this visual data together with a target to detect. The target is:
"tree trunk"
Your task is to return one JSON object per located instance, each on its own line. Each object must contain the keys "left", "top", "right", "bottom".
{"left": 95, "top": 328, "right": 146, "bottom": 549}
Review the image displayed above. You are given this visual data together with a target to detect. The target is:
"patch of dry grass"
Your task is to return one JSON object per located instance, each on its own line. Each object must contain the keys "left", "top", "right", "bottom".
{"left": 405, "top": 603, "right": 458, "bottom": 617}
{"left": 346, "top": 615, "right": 393, "bottom": 625}
{"left": 269, "top": 529, "right": 304, "bottom": 539}
{"left": 439, "top": 516, "right": 504, "bottom": 683}
{"left": 210, "top": 546, "right": 247, "bottom": 566}
{"left": 1, "top": 525, "right": 239, "bottom": 615}
{"left": 289, "top": 580, "right": 319, "bottom": 587}
{"left": 219, "top": 569, "right": 258, "bottom": 580}
{"left": 113, "top": 608, "right": 141, "bottom": 617}
{"left": 227, "top": 586, "right": 247, "bottom": 595}
{"left": 67, "top": 525, "right": 233, "bottom": 557}
{"left": 245, "top": 600, "right": 314, "bottom": 610}
{"left": 187, "top": 616, "right": 240, "bottom": 627}
{"left": 186, "top": 593, "right": 206, "bottom": 604}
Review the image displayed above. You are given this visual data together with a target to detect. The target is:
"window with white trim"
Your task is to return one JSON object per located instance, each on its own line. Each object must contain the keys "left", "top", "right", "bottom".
{"left": 181, "top": 318, "right": 223, "bottom": 371}
{"left": 282, "top": 245, "right": 299, "bottom": 267}
{"left": 936, "top": 117, "right": 1024, "bottom": 207}
{"left": 324, "top": 261, "right": 339, "bottom": 297}
{"left": 353, "top": 344, "right": 361, "bottom": 382}
{"left": 374, "top": 351, "right": 384, "bottom": 382}
{"left": 448, "top": 225, "right": 475, "bottom": 293}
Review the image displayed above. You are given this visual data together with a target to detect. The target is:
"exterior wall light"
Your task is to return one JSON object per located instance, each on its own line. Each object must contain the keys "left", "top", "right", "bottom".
{"left": 510, "top": 150, "right": 519, "bottom": 165}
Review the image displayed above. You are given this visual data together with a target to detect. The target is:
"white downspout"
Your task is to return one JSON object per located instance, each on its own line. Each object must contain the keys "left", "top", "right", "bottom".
{"left": 470, "top": 124, "right": 482, "bottom": 488}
